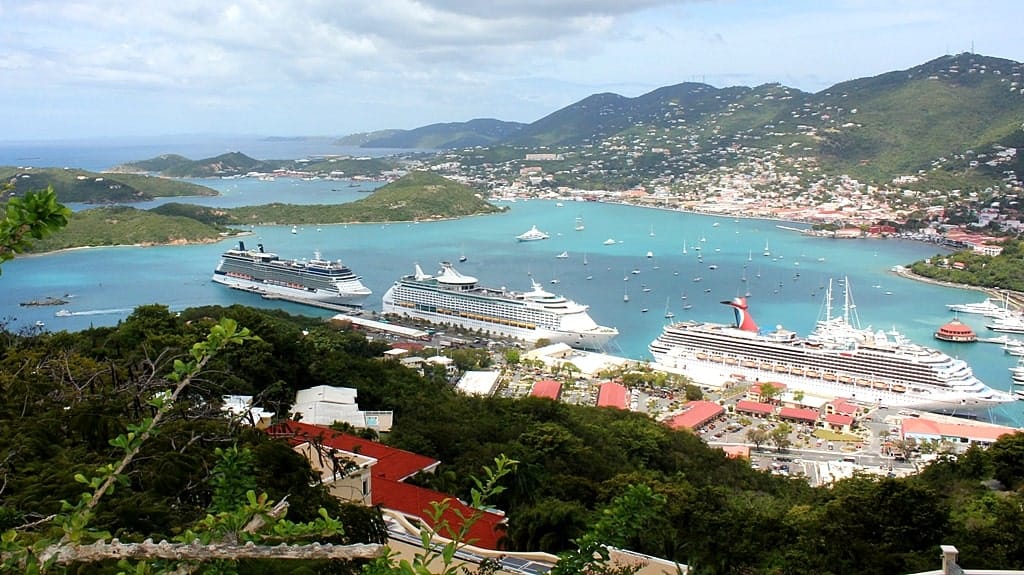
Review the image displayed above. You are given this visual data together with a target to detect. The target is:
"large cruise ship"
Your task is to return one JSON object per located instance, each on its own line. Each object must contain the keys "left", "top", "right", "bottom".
{"left": 382, "top": 262, "right": 618, "bottom": 349}
{"left": 212, "top": 241, "right": 371, "bottom": 305}
{"left": 649, "top": 281, "right": 1016, "bottom": 413}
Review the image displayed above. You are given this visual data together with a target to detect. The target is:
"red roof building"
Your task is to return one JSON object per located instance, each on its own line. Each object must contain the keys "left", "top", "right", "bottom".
{"left": 778, "top": 407, "right": 820, "bottom": 424}
{"left": 934, "top": 318, "right": 977, "bottom": 342}
{"left": 530, "top": 379, "right": 562, "bottom": 400}
{"left": 597, "top": 382, "right": 628, "bottom": 409}
{"left": 901, "top": 418, "right": 1019, "bottom": 450}
{"left": 735, "top": 400, "right": 774, "bottom": 416}
{"left": 668, "top": 401, "right": 724, "bottom": 430}
{"left": 748, "top": 382, "right": 786, "bottom": 402}
{"left": 267, "top": 421, "right": 506, "bottom": 549}
{"left": 824, "top": 413, "right": 855, "bottom": 432}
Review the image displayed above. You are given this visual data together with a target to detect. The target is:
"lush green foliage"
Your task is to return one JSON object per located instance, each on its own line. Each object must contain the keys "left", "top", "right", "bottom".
{"left": 3, "top": 303, "right": 1024, "bottom": 573}
{"left": 0, "top": 186, "right": 71, "bottom": 273}
{"left": 25, "top": 205, "right": 231, "bottom": 252}
{"left": 0, "top": 167, "right": 216, "bottom": 203}
{"left": 220, "top": 171, "right": 502, "bottom": 225}
{"left": 908, "top": 239, "right": 1024, "bottom": 291}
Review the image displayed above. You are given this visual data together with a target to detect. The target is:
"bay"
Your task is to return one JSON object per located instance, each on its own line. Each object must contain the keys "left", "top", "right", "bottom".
{"left": 3, "top": 179, "right": 1023, "bottom": 426}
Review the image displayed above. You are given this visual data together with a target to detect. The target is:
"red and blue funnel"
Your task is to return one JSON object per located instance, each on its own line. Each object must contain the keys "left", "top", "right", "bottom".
{"left": 722, "top": 297, "right": 758, "bottom": 332}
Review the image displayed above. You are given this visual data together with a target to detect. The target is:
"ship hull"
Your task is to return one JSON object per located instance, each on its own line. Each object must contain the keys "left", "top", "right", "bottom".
{"left": 383, "top": 283, "right": 616, "bottom": 350}
{"left": 212, "top": 272, "right": 370, "bottom": 306}
{"left": 649, "top": 332, "right": 1012, "bottom": 414}
{"left": 382, "top": 301, "right": 616, "bottom": 350}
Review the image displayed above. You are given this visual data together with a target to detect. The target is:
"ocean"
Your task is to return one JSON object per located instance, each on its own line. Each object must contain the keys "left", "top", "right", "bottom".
{"left": 2, "top": 138, "right": 1022, "bottom": 426}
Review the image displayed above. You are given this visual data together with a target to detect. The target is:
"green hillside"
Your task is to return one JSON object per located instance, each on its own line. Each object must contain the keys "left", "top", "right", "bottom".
{"left": 114, "top": 151, "right": 397, "bottom": 179}
{"left": 27, "top": 205, "right": 230, "bottom": 252}
{"left": 222, "top": 171, "right": 502, "bottom": 224}
{"left": 0, "top": 167, "right": 217, "bottom": 203}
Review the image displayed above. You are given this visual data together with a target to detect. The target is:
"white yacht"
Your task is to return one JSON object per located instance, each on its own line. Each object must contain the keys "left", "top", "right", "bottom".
{"left": 516, "top": 225, "right": 550, "bottom": 242}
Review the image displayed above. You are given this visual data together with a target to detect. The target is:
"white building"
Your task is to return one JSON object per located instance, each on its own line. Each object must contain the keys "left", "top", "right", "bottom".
{"left": 292, "top": 385, "right": 393, "bottom": 431}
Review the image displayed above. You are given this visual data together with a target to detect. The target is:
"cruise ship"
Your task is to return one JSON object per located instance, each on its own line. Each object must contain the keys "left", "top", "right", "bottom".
{"left": 212, "top": 241, "right": 371, "bottom": 305}
{"left": 382, "top": 262, "right": 618, "bottom": 349}
{"left": 649, "top": 281, "right": 1016, "bottom": 413}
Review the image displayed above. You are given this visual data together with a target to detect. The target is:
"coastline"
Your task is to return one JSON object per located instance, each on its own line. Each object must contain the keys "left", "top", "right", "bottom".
{"left": 890, "top": 265, "right": 1024, "bottom": 311}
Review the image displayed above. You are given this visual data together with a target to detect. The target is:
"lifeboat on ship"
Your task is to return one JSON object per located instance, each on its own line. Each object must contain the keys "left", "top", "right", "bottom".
{"left": 805, "top": 369, "right": 821, "bottom": 379}
{"left": 790, "top": 367, "right": 805, "bottom": 376}
{"left": 774, "top": 365, "right": 790, "bottom": 374}
{"left": 823, "top": 373, "right": 837, "bottom": 381}
{"left": 759, "top": 362, "right": 773, "bottom": 370}
{"left": 696, "top": 352, "right": 708, "bottom": 360}
{"left": 838, "top": 375, "right": 853, "bottom": 384}
{"left": 742, "top": 360, "right": 757, "bottom": 368}
{"left": 725, "top": 357, "right": 738, "bottom": 365}
{"left": 873, "top": 381, "right": 889, "bottom": 390}
{"left": 892, "top": 384, "right": 907, "bottom": 393}
{"left": 856, "top": 378, "right": 871, "bottom": 387}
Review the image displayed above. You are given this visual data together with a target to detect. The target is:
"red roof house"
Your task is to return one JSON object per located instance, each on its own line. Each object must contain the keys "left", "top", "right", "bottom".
{"left": 530, "top": 379, "right": 562, "bottom": 400}
{"left": 735, "top": 400, "right": 774, "bottom": 416}
{"left": 597, "top": 382, "right": 628, "bottom": 409}
{"left": 668, "top": 401, "right": 724, "bottom": 430}
{"left": 267, "top": 421, "right": 506, "bottom": 549}
{"left": 778, "top": 407, "right": 820, "bottom": 424}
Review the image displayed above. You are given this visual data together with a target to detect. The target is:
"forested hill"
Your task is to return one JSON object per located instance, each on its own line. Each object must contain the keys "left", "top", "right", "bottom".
{"left": 343, "top": 53, "right": 1024, "bottom": 188}
{"left": 163, "top": 170, "right": 503, "bottom": 226}
{"left": 0, "top": 167, "right": 217, "bottom": 203}
{"left": 4, "top": 303, "right": 1024, "bottom": 574}
{"left": 111, "top": 151, "right": 397, "bottom": 179}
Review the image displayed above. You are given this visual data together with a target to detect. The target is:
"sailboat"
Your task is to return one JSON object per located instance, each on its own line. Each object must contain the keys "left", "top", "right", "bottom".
{"left": 682, "top": 239, "right": 688, "bottom": 254}
{"left": 555, "top": 251, "right": 569, "bottom": 259}
{"left": 748, "top": 250, "right": 753, "bottom": 262}
{"left": 583, "top": 253, "right": 589, "bottom": 265}
{"left": 649, "top": 224, "right": 655, "bottom": 237}
{"left": 663, "top": 298, "right": 675, "bottom": 319}
{"left": 763, "top": 241, "right": 770, "bottom": 257}
{"left": 623, "top": 282, "right": 630, "bottom": 302}
{"left": 575, "top": 216, "right": 585, "bottom": 231}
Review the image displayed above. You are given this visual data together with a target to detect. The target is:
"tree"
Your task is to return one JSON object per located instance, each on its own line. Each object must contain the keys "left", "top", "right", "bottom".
{"left": 0, "top": 319, "right": 384, "bottom": 573}
{"left": 0, "top": 185, "right": 71, "bottom": 274}
{"left": 758, "top": 382, "right": 782, "bottom": 404}
{"left": 746, "top": 427, "right": 769, "bottom": 451}
{"left": 770, "top": 423, "right": 794, "bottom": 452}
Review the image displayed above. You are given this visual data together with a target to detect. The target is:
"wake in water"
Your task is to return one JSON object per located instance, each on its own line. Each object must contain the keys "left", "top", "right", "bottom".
{"left": 55, "top": 308, "right": 133, "bottom": 317}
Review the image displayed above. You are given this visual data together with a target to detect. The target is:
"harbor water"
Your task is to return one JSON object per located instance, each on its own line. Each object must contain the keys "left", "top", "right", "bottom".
{"left": 1, "top": 140, "right": 1021, "bottom": 426}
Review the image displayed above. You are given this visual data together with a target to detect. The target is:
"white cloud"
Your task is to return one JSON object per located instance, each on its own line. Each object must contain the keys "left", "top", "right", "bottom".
{"left": 0, "top": 0, "right": 1021, "bottom": 139}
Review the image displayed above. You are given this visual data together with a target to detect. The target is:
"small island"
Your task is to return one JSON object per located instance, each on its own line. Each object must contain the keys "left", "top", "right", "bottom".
{"left": 17, "top": 171, "right": 503, "bottom": 253}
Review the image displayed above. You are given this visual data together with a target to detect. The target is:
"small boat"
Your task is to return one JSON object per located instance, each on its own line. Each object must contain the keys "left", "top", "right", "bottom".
{"left": 34, "top": 321, "right": 45, "bottom": 328}
{"left": 603, "top": 238, "right": 616, "bottom": 245}
{"left": 556, "top": 251, "right": 569, "bottom": 259}
{"left": 708, "top": 264, "right": 718, "bottom": 270}
{"left": 459, "top": 255, "right": 468, "bottom": 263}
{"left": 583, "top": 253, "right": 589, "bottom": 265}
{"left": 642, "top": 285, "right": 652, "bottom": 293}
{"left": 517, "top": 225, "right": 550, "bottom": 242}
{"left": 646, "top": 251, "right": 654, "bottom": 259}
{"left": 586, "top": 275, "right": 593, "bottom": 280}
{"left": 763, "top": 241, "right": 770, "bottom": 256}
{"left": 291, "top": 225, "right": 298, "bottom": 234}
{"left": 575, "top": 217, "right": 585, "bottom": 231}
{"left": 703, "top": 288, "right": 712, "bottom": 293}
{"left": 641, "top": 308, "right": 649, "bottom": 313}
{"left": 55, "top": 309, "right": 73, "bottom": 317}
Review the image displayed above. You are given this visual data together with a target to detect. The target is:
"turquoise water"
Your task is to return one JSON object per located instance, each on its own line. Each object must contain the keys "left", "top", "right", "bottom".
{"left": 3, "top": 179, "right": 1022, "bottom": 426}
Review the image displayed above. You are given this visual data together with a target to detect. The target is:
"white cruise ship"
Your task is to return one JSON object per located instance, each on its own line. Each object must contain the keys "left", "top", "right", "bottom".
{"left": 382, "top": 262, "right": 618, "bottom": 349}
{"left": 649, "top": 280, "right": 1015, "bottom": 414}
{"left": 212, "top": 241, "right": 371, "bottom": 305}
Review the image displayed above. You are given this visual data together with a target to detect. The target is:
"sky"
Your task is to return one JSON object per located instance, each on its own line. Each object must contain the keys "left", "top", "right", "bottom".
{"left": 2, "top": 0, "right": 1022, "bottom": 141}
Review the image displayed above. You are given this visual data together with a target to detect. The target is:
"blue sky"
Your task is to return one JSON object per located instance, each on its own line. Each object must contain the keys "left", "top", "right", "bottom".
{"left": 2, "top": 0, "right": 1022, "bottom": 141}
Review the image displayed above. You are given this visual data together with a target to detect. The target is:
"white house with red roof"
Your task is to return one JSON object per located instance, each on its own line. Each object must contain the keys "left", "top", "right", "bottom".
{"left": 267, "top": 421, "right": 507, "bottom": 550}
